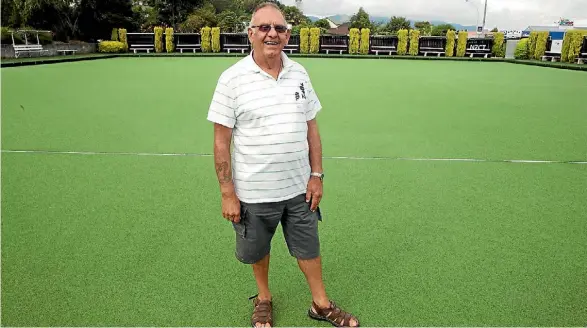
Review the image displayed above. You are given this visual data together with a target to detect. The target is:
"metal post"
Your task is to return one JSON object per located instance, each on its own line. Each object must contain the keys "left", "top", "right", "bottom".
{"left": 482, "top": 0, "right": 488, "bottom": 36}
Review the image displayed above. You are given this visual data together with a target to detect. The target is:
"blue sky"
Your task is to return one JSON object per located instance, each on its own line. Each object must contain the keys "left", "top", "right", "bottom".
{"left": 280, "top": 0, "right": 587, "bottom": 30}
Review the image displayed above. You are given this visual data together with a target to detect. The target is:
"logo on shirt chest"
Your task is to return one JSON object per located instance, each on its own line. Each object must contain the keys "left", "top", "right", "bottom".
{"left": 294, "top": 82, "right": 306, "bottom": 101}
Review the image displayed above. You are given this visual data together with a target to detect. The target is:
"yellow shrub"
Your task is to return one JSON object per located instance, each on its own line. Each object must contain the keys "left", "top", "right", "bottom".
{"left": 118, "top": 28, "right": 128, "bottom": 51}
{"left": 98, "top": 41, "right": 125, "bottom": 53}
{"left": 300, "top": 27, "right": 310, "bottom": 54}
{"left": 445, "top": 30, "right": 456, "bottom": 57}
{"left": 154, "top": 26, "right": 164, "bottom": 52}
{"left": 408, "top": 29, "right": 420, "bottom": 56}
{"left": 164, "top": 27, "right": 174, "bottom": 53}
{"left": 397, "top": 29, "right": 408, "bottom": 55}
{"left": 211, "top": 27, "right": 221, "bottom": 52}
{"left": 111, "top": 28, "right": 118, "bottom": 41}
{"left": 360, "top": 28, "right": 370, "bottom": 55}
{"left": 349, "top": 28, "right": 360, "bottom": 54}
{"left": 456, "top": 31, "right": 467, "bottom": 57}
{"left": 201, "top": 26, "right": 212, "bottom": 52}
{"left": 310, "top": 27, "right": 320, "bottom": 54}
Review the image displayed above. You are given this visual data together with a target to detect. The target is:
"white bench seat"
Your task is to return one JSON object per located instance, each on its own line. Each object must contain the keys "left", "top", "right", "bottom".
{"left": 130, "top": 45, "right": 154, "bottom": 53}
{"left": 420, "top": 47, "right": 445, "bottom": 57}
{"left": 371, "top": 46, "right": 397, "bottom": 55}
{"left": 57, "top": 49, "right": 78, "bottom": 55}
{"left": 177, "top": 44, "right": 200, "bottom": 53}
{"left": 322, "top": 45, "right": 347, "bottom": 55}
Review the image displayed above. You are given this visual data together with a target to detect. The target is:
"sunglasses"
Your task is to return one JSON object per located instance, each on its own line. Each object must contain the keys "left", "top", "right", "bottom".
{"left": 250, "top": 24, "right": 288, "bottom": 33}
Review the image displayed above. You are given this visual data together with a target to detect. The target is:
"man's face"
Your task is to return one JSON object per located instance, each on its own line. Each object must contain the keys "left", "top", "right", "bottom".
{"left": 248, "top": 7, "right": 290, "bottom": 58}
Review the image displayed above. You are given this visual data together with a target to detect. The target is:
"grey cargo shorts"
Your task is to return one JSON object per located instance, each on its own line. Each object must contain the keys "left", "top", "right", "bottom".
{"left": 232, "top": 193, "right": 322, "bottom": 264}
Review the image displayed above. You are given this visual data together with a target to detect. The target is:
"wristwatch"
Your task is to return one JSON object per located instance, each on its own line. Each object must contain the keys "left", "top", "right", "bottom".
{"left": 310, "top": 172, "right": 324, "bottom": 181}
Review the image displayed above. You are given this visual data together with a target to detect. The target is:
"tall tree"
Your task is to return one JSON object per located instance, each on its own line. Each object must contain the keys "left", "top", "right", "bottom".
{"left": 349, "top": 7, "right": 374, "bottom": 30}
{"left": 385, "top": 16, "right": 410, "bottom": 33}
{"left": 313, "top": 18, "right": 330, "bottom": 30}
{"left": 282, "top": 5, "right": 308, "bottom": 26}
{"left": 218, "top": 9, "right": 244, "bottom": 32}
{"left": 414, "top": 21, "right": 432, "bottom": 36}
{"left": 179, "top": 2, "right": 217, "bottom": 32}
{"left": 431, "top": 23, "right": 455, "bottom": 36}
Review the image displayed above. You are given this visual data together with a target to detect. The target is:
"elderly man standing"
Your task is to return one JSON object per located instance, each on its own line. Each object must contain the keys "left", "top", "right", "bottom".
{"left": 207, "top": 2, "right": 360, "bottom": 327}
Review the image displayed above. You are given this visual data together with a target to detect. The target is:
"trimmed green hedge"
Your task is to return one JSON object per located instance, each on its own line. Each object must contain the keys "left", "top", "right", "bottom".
{"left": 445, "top": 30, "right": 456, "bottom": 57}
{"left": 310, "top": 27, "right": 320, "bottom": 54}
{"left": 492, "top": 32, "right": 505, "bottom": 57}
{"left": 201, "top": 26, "right": 212, "bottom": 52}
{"left": 534, "top": 31, "right": 549, "bottom": 60}
{"left": 528, "top": 31, "right": 538, "bottom": 59}
{"left": 397, "top": 29, "right": 408, "bottom": 55}
{"left": 211, "top": 27, "right": 221, "bottom": 52}
{"left": 300, "top": 27, "right": 310, "bottom": 54}
{"left": 408, "top": 29, "right": 420, "bottom": 55}
{"left": 456, "top": 31, "right": 467, "bottom": 57}
{"left": 111, "top": 28, "right": 119, "bottom": 41}
{"left": 349, "top": 28, "right": 360, "bottom": 54}
{"left": 118, "top": 28, "right": 128, "bottom": 51}
{"left": 360, "top": 28, "right": 370, "bottom": 55}
{"left": 562, "top": 30, "right": 587, "bottom": 62}
{"left": 514, "top": 38, "right": 529, "bottom": 59}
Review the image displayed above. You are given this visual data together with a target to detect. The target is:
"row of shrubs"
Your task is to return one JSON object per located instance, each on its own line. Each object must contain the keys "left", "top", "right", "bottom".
{"left": 300, "top": 27, "right": 505, "bottom": 57}
{"left": 514, "top": 30, "right": 587, "bottom": 62}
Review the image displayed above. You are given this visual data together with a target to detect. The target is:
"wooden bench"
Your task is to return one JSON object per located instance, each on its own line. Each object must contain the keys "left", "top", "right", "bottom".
{"left": 176, "top": 44, "right": 200, "bottom": 53}
{"left": 420, "top": 47, "right": 444, "bottom": 57}
{"left": 129, "top": 45, "right": 154, "bottom": 53}
{"left": 13, "top": 44, "right": 48, "bottom": 58}
{"left": 370, "top": 46, "right": 397, "bottom": 55}
{"left": 575, "top": 54, "right": 587, "bottom": 64}
{"left": 322, "top": 45, "right": 347, "bottom": 55}
{"left": 57, "top": 49, "right": 78, "bottom": 56}
{"left": 224, "top": 44, "right": 249, "bottom": 53}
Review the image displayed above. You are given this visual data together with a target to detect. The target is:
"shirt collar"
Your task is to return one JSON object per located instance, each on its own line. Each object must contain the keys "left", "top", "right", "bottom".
{"left": 246, "top": 50, "right": 293, "bottom": 73}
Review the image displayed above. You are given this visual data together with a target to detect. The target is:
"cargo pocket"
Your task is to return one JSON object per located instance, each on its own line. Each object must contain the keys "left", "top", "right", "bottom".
{"left": 232, "top": 207, "right": 247, "bottom": 238}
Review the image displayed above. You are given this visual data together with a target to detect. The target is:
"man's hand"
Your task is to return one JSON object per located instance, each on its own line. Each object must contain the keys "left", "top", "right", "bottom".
{"left": 306, "top": 176, "right": 323, "bottom": 212}
{"left": 222, "top": 191, "right": 241, "bottom": 223}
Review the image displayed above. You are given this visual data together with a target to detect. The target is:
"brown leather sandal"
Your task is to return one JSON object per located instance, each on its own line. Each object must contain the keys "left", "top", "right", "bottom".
{"left": 308, "top": 300, "right": 360, "bottom": 327}
{"left": 250, "top": 295, "right": 273, "bottom": 327}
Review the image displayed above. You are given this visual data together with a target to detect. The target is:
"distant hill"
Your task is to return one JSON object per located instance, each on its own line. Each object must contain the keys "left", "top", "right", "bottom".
{"left": 306, "top": 13, "right": 477, "bottom": 31}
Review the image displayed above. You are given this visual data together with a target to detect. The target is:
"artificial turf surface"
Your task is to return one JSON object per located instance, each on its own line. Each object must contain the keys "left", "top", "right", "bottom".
{"left": 2, "top": 57, "right": 587, "bottom": 326}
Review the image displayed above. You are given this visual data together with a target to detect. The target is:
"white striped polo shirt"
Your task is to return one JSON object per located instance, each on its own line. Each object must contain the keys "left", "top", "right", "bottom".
{"left": 207, "top": 52, "right": 322, "bottom": 204}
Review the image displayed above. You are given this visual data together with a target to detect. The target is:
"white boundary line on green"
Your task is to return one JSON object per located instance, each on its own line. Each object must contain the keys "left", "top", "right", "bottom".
{"left": 2, "top": 149, "right": 586, "bottom": 165}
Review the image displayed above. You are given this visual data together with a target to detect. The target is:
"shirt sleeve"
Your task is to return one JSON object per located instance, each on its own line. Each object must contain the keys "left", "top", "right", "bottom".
{"left": 207, "top": 76, "right": 236, "bottom": 128}
{"left": 305, "top": 78, "right": 322, "bottom": 121}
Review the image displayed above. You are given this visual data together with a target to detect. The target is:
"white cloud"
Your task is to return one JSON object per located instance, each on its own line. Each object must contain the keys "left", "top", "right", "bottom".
{"left": 280, "top": 0, "right": 587, "bottom": 30}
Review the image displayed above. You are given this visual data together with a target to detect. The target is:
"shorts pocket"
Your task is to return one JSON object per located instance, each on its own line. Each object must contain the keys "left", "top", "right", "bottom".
{"left": 232, "top": 207, "right": 247, "bottom": 238}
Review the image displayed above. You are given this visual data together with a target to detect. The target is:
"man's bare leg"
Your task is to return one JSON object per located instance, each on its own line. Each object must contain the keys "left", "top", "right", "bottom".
{"left": 251, "top": 254, "right": 273, "bottom": 328}
{"left": 298, "top": 256, "right": 359, "bottom": 327}
{"left": 252, "top": 253, "right": 272, "bottom": 301}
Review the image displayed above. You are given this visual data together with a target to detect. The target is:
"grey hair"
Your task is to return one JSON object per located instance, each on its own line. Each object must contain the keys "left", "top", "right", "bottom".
{"left": 248, "top": 2, "right": 290, "bottom": 29}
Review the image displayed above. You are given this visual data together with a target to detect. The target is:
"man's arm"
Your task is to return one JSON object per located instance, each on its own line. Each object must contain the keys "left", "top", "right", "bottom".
{"left": 214, "top": 123, "right": 241, "bottom": 222}
{"left": 307, "top": 119, "right": 323, "bottom": 173}
{"left": 306, "top": 119, "right": 323, "bottom": 211}
{"left": 214, "top": 123, "right": 236, "bottom": 196}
